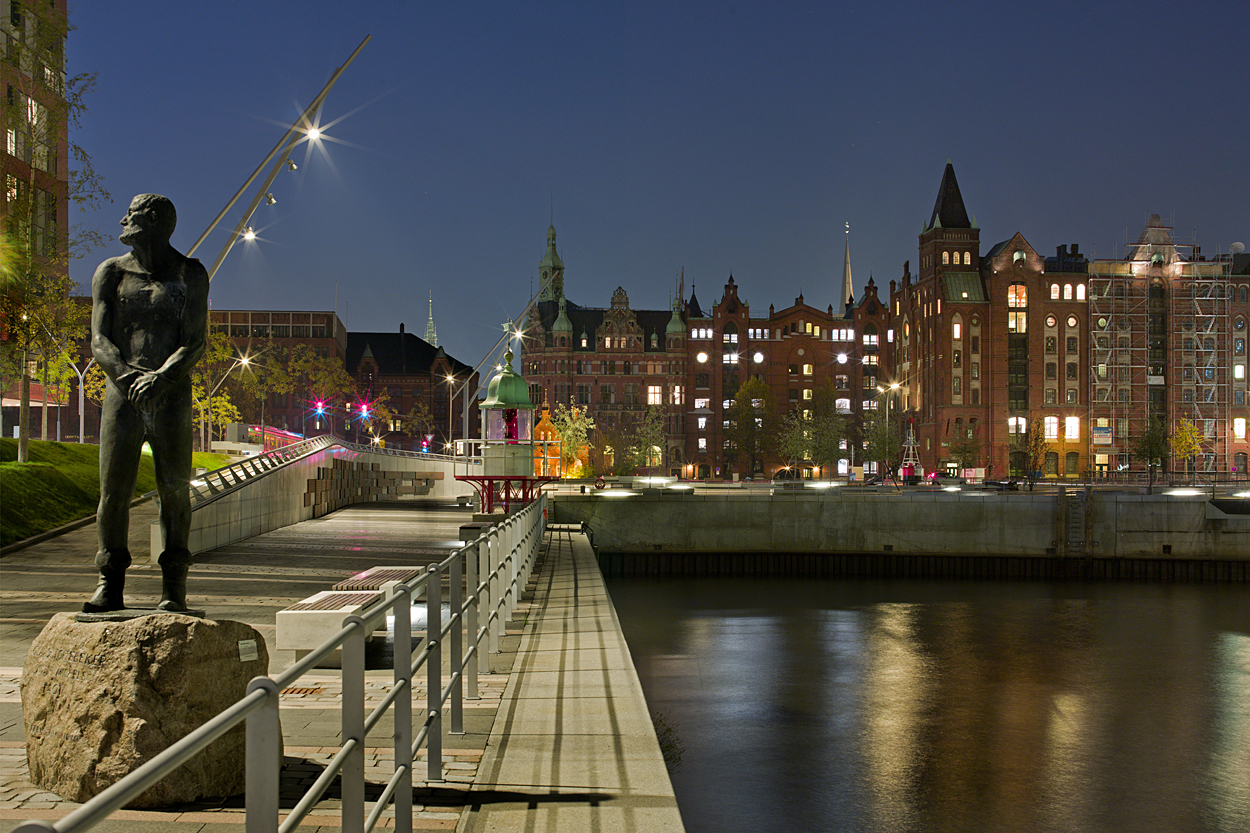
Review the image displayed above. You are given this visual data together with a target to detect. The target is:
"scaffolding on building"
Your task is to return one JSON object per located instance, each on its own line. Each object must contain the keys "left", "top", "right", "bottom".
{"left": 1087, "top": 218, "right": 1233, "bottom": 478}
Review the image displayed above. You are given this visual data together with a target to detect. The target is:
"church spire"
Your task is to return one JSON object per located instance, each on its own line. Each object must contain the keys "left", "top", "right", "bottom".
{"left": 537, "top": 218, "right": 565, "bottom": 302}
{"left": 424, "top": 293, "right": 438, "bottom": 347}
{"left": 842, "top": 222, "right": 854, "bottom": 308}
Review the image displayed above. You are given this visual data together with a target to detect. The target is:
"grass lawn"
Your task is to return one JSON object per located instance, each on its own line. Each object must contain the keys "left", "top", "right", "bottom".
{"left": 0, "top": 439, "right": 232, "bottom": 547}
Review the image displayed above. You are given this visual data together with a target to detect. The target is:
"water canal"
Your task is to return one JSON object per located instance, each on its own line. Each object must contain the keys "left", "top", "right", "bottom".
{"left": 606, "top": 574, "right": 1250, "bottom": 833}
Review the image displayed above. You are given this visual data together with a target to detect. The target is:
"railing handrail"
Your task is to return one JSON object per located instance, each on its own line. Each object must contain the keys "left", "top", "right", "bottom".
{"left": 186, "top": 435, "right": 484, "bottom": 508}
{"left": 12, "top": 494, "right": 547, "bottom": 833}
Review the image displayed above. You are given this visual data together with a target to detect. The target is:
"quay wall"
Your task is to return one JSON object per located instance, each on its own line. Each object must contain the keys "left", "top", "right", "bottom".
{"left": 550, "top": 490, "right": 1250, "bottom": 579}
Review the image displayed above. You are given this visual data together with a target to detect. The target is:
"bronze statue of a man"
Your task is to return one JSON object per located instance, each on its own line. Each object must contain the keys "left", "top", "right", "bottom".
{"left": 86, "top": 194, "right": 208, "bottom": 613}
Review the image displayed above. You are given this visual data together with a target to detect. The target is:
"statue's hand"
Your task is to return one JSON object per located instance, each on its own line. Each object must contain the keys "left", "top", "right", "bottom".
{"left": 128, "top": 371, "right": 169, "bottom": 407}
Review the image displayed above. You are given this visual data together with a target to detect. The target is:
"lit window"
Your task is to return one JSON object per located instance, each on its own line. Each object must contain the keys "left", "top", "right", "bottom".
{"left": 953, "top": 322, "right": 961, "bottom": 340}
{"left": 802, "top": 364, "right": 813, "bottom": 375}
{"left": 698, "top": 438, "right": 707, "bottom": 450}
{"left": 1077, "top": 284, "right": 1086, "bottom": 300}
{"left": 1235, "top": 418, "right": 1246, "bottom": 440}
{"left": 1065, "top": 417, "right": 1080, "bottom": 440}
{"left": 1050, "top": 284, "right": 1060, "bottom": 300}
{"left": 835, "top": 398, "right": 851, "bottom": 413}
{"left": 1064, "top": 284, "right": 1073, "bottom": 300}
{"left": 1235, "top": 364, "right": 1245, "bottom": 380}
{"left": 803, "top": 389, "right": 813, "bottom": 400}
{"left": 943, "top": 251, "right": 950, "bottom": 265}
{"left": 1008, "top": 285, "right": 1028, "bottom": 307}
{"left": 963, "top": 252, "right": 971, "bottom": 265}
{"left": 1045, "top": 416, "right": 1059, "bottom": 439}
{"left": 887, "top": 329, "right": 894, "bottom": 343}
{"left": 1008, "top": 417, "right": 1027, "bottom": 434}
{"left": 753, "top": 351, "right": 764, "bottom": 364}
{"left": 647, "top": 385, "right": 662, "bottom": 405}
{"left": 697, "top": 417, "right": 707, "bottom": 430}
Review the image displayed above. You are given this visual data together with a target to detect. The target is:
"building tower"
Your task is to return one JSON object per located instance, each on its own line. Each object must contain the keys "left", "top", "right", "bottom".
{"left": 842, "top": 223, "right": 854, "bottom": 310}
{"left": 424, "top": 293, "right": 438, "bottom": 347}
{"left": 537, "top": 222, "right": 565, "bottom": 302}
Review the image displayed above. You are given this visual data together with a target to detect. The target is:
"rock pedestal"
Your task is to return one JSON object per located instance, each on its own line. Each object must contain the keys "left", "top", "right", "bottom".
{"left": 20, "top": 612, "right": 272, "bottom": 807}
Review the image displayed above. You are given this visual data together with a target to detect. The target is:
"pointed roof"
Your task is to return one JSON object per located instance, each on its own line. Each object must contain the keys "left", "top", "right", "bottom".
{"left": 687, "top": 284, "right": 705, "bottom": 318}
{"left": 539, "top": 223, "right": 564, "bottom": 271}
{"left": 927, "top": 162, "right": 972, "bottom": 231}
{"left": 842, "top": 232, "right": 854, "bottom": 308}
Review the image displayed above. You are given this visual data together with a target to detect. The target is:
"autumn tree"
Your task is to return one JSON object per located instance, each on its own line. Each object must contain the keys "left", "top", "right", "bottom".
{"left": 1169, "top": 418, "right": 1203, "bottom": 482}
{"left": 1132, "top": 416, "right": 1169, "bottom": 493}
{"left": 948, "top": 432, "right": 982, "bottom": 472}
{"left": 723, "top": 376, "right": 776, "bottom": 477}
{"left": 2, "top": 3, "right": 109, "bottom": 460}
{"left": 550, "top": 399, "right": 595, "bottom": 476}
{"left": 862, "top": 407, "right": 901, "bottom": 479}
{"left": 1010, "top": 420, "right": 1049, "bottom": 490}
{"left": 626, "top": 405, "right": 666, "bottom": 473}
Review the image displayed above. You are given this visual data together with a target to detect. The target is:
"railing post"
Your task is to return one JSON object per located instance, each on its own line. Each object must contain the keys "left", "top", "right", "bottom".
{"left": 425, "top": 564, "right": 444, "bottom": 782}
{"left": 503, "top": 517, "right": 516, "bottom": 623}
{"left": 391, "top": 584, "right": 414, "bottom": 833}
{"left": 450, "top": 550, "right": 464, "bottom": 734}
{"left": 245, "top": 676, "right": 281, "bottom": 833}
{"left": 487, "top": 527, "right": 501, "bottom": 655}
{"left": 341, "top": 616, "right": 367, "bottom": 833}
{"left": 467, "top": 537, "right": 485, "bottom": 687}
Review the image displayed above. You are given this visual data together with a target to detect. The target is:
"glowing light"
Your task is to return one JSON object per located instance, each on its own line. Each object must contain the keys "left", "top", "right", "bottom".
{"left": 696, "top": 352, "right": 708, "bottom": 363}
{"left": 243, "top": 226, "right": 256, "bottom": 241}
{"left": 597, "top": 489, "right": 639, "bottom": 498}
{"left": 753, "top": 352, "right": 765, "bottom": 363}
{"left": 1165, "top": 489, "right": 1203, "bottom": 496}
{"left": 837, "top": 353, "right": 847, "bottom": 364}
{"left": 307, "top": 127, "right": 321, "bottom": 141}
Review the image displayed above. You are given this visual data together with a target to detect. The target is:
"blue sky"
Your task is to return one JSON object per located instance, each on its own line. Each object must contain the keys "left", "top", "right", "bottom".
{"left": 67, "top": 0, "right": 1249, "bottom": 370}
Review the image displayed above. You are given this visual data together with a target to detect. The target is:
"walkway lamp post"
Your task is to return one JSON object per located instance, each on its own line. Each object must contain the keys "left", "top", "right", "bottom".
{"left": 876, "top": 382, "right": 900, "bottom": 480}
{"left": 68, "top": 357, "right": 95, "bottom": 443}
{"left": 205, "top": 356, "right": 248, "bottom": 453}
{"left": 445, "top": 373, "right": 457, "bottom": 447}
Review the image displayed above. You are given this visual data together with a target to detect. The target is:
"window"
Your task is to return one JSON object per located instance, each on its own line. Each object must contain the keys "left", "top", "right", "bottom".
{"left": 970, "top": 362, "right": 979, "bottom": 379}
{"left": 971, "top": 389, "right": 980, "bottom": 404}
{"left": 1009, "top": 311, "right": 1027, "bottom": 333}
{"left": 1065, "top": 417, "right": 1080, "bottom": 440}
{"left": 1050, "top": 284, "right": 1060, "bottom": 300}
{"left": 1008, "top": 417, "right": 1027, "bottom": 434}
{"left": 1077, "top": 284, "right": 1086, "bottom": 300}
{"left": 1066, "top": 452, "right": 1079, "bottom": 475}
{"left": 1066, "top": 363, "right": 1078, "bottom": 380}
{"left": 698, "top": 438, "right": 707, "bottom": 450}
{"left": 1045, "top": 416, "right": 1059, "bottom": 439}
{"left": 953, "top": 349, "right": 961, "bottom": 368}
{"left": 942, "top": 251, "right": 950, "bottom": 265}
{"left": 1046, "top": 336, "right": 1057, "bottom": 353}
{"left": 1045, "top": 388, "right": 1057, "bottom": 404}
{"left": 803, "top": 388, "right": 813, "bottom": 400}
{"left": 577, "top": 384, "right": 590, "bottom": 405}
{"left": 1236, "top": 364, "right": 1245, "bottom": 381}
{"left": 1066, "top": 389, "right": 1077, "bottom": 404}
{"left": 802, "top": 363, "right": 813, "bottom": 375}
{"left": 1067, "top": 336, "right": 1078, "bottom": 353}
{"left": 1045, "top": 452, "right": 1059, "bottom": 475}
{"left": 1064, "top": 284, "right": 1073, "bottom": 300}
{"left": 1046, "top": 362, "right": 1057, "bottom": 380}
{"left": 1234, "top": 418, "right": 1246, "bottom": 440}
{"left": 1008, "top": 285, "right": 1027, "bottom": 307}
{"left": 953, "top": 322, "right": 962, "bottom": 340}
{"left": 647, "top": 385, "right": 662, "bottom": 405}
{"left": 835, "top": 375, "right": 849, "bottom": 390}
{"left": 670, "top": 385, "right": 684, "bottom": 405}
{"left": 835, "top": 398, "right": 851, "bottom": 413}
{"left": 971, "top": 335, "right": 979, "bottom": 354}
{"left": 953, "top": 376, "right": 962, "bottom": 396}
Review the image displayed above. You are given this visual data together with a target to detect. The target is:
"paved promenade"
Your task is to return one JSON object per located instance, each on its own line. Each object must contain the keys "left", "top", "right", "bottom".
{"left": 0, "top": 503, "right": 682, "bottom": 832}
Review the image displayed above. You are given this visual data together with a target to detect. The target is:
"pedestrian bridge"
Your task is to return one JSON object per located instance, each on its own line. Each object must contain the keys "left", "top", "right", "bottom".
{"left": 155, "top": 435, "right": 483, "bottom": 560}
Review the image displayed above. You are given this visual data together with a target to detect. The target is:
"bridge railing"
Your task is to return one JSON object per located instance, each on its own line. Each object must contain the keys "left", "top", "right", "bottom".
{"left": 14, "top": 494, "right": 547, "bottom": 833}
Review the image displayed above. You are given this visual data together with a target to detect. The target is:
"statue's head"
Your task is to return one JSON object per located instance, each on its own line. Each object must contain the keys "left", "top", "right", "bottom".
{"left": 119, "top": 194, "right": 177, "bottom": 248}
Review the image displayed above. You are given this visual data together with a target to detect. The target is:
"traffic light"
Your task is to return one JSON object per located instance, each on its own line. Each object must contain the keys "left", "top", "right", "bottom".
{"left": 421, "top": 438, "right": 429, "bottom": 453}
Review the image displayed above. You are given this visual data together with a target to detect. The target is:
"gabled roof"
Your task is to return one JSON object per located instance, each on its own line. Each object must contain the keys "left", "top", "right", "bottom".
{"left": 346, "top": 331, "right": 473, "bottom": 378}
{"left": 927, "top": 162, "right": 972, "bottom": 231}
{"left": 687, "top": 286, "right": 706, "bottom": 318}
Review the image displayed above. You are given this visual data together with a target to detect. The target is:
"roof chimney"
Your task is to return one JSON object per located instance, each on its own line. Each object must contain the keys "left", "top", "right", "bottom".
{"left": 399, "top": 322, "right": 406, "bottom": 373}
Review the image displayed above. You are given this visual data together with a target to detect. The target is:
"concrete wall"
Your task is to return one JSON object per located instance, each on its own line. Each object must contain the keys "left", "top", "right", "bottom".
{"left": 151, "top": 448, "right": 480, "bottom": 560}
{"left": 550, "top": 490, "right": 1249, "bottom": 560}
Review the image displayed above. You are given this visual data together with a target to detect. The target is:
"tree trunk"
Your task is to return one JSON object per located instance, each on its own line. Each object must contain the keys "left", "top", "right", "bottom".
{"left": 18, "top": 352, "right": 31, "bottom": 462}
{"left": 41, "top": 359, "right": 49, "bottom": 440}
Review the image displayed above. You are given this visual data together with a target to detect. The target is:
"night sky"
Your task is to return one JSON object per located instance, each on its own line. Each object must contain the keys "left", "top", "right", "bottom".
{"left": 66, "top": 1, "right": 1249, "bottom": 373}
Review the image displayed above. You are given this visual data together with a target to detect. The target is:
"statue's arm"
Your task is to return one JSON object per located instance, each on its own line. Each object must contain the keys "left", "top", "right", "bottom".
{"left": 90, "top": 261, "right": 140, "bottom": 392}
{"left": 153, "top": 259, "right": 209, "bottom": 382}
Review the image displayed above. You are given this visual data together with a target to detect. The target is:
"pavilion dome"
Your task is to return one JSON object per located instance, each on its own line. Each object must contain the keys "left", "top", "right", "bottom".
{"left": 481, "top": 350, "right": 534, "bottom": 410}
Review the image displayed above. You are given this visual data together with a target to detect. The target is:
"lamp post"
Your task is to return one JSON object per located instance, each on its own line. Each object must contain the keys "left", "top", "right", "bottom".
{"left": 69, "top": 357, "right": 95, "bottom": 443}
{"left": 875, "top": 382, "right": 900, "bottom": 482}
{"left": 445, "top": 373, "right": 457, "bottom": 448}
{"left": 204, "top": 356, "right": 248, "bottom": 453}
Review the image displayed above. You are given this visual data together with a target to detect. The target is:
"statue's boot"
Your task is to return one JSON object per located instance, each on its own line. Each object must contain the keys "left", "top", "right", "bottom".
{"left": 157, "top": 559, "right": 190, "bottom": 612}
{"left": 83, "top": 569, "right": 126, "bottom": 613}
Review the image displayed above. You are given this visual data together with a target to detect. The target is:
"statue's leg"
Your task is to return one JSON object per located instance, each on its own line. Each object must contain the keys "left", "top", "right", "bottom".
{"left": 87, "top": 386, "right": 143, "bottom": 612}
{"left": 151, "top": 382, "right": 194, "bottom": 612}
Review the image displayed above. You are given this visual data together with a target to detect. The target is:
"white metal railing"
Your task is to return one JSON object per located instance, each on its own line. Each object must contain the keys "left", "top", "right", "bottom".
{"left": 14, "top": 494, "right": 547, "bottom": 833}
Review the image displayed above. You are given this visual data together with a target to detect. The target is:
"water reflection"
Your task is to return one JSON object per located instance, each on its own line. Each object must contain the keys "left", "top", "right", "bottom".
{"left": 608, "top": 578, "right": 1250, "bottom": 833}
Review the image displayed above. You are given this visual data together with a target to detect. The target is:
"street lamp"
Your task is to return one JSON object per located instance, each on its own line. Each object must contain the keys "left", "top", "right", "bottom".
{"left": 204, "top": 356, "right": 248, "bottom": 453}
{"left": 69, "top": 357, "right": 95, "bottom": 444}
{"left": 445, "top": 373, "right": 457, "bottom": 448}
{"left": 875, "top": 382, "right": 900, "bottom": 481}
